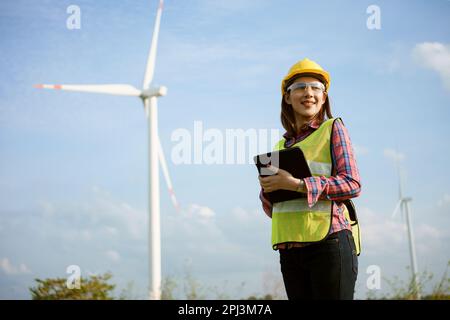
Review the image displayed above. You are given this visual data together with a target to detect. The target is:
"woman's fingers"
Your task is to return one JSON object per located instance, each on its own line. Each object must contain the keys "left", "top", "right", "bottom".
{"left": 260, "top": 176, "right": 275, "bottom": 192}
{"left": 259, "top": 172, "right": 280, "bottom": 192}
{"left": 259, "top": 178, "right": 270, "bottom": 190}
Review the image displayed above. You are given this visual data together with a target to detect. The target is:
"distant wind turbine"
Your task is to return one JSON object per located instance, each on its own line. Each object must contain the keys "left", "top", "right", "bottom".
{"left": 35, "top": 0, "right": 177, "bottom": 300}
{"left": 391, "top": 150, "right": 421, "bottom": 299}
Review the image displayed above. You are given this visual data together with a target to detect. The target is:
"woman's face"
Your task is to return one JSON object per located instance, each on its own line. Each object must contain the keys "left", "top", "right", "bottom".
{"left": 284, "top": 76, "right": 327, "bottom": 122}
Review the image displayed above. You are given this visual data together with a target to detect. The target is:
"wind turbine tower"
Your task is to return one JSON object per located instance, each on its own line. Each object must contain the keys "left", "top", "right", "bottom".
{"left": 35, "top": 0, "right": 175, "bottom": 300}
{"left": 391, "top": 152, "right": 421, "bottom": 299}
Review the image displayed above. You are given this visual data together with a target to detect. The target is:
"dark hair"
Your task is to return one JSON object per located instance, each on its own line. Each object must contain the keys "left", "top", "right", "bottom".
{"left": 280, "top": 74, "right": 333, "bottom": 137}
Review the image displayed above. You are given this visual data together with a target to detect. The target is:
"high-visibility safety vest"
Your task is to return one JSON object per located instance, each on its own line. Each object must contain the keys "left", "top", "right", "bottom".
{"left": 272, "top": 117, "right": 361, "bottom": 255}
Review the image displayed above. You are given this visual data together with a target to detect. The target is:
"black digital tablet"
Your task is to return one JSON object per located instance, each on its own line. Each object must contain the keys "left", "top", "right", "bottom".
{"left": 254, "top": 146, "right": 312, "bottom": 203}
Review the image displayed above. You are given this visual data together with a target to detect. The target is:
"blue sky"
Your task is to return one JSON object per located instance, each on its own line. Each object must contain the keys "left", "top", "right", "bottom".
{"left": 0, "top": 0, "right": 449, "bottom": 299}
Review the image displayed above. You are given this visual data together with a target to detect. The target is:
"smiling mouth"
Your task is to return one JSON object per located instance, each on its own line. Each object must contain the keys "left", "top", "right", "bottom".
{"left": 302, "top": 101, "right": 315, "bottom": 106}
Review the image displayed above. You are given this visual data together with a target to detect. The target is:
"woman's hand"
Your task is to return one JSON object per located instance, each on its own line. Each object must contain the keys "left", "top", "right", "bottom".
{"left": 258, "top": 165, "right": 305, "bottom": 193}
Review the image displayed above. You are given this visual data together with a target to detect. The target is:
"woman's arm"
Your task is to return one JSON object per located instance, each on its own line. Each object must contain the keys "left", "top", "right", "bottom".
{"left": 303, "top": 119, "right": 361, "bottom": 208}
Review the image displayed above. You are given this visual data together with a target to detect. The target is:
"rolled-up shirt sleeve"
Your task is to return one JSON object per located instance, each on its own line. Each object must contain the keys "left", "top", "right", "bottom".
{"left": 303, "top": 119, "right": 361, "bottom": 208}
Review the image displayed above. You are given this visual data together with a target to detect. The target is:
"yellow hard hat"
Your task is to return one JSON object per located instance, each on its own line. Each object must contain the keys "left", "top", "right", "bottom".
{"left": 281, "top": 58, "right": 330, "bottom": 95}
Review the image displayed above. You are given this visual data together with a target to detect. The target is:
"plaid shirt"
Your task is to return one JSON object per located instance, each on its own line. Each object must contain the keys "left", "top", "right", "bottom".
{"left": 259, "top": 118, "right": 361, "bottom": 236}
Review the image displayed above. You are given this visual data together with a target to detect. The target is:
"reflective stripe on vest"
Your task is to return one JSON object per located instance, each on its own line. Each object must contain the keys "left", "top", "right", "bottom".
{"left": 307, "top": 161, "right": 332, "bottom": 176}
{"left": 271, "top": 118, "right": 336, "bottom": 248}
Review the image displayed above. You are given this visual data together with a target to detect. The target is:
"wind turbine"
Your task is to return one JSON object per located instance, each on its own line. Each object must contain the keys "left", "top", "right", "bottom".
{"left": 34, "top": 0, "right": 177, "bottom": 300}
{"left": 391, "top": 151, "right": 421, "bottom": 299}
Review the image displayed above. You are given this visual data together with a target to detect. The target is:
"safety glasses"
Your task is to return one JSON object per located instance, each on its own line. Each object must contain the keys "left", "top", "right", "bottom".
{"left": 287, "top": 81, "right": 325, "bottom": 93}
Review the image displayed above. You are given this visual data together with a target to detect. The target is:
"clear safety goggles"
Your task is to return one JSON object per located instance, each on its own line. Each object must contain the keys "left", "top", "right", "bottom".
{"left": 287, "top": 81, "right": 326, "bottom": 93}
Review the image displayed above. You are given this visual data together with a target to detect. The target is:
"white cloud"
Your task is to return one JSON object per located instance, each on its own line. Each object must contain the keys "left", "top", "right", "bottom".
{"left": 159, "top": 206, "right": 273, "bottom": 300}
{"left": 166, "top": 203, "right": 223, "bottom": 242}
{"left": 80, "top": 229, "right": 92, "bottom": 241}
{"left": 437, "top": 193, "right": 450, "bottom": 208}
{"left": 383, "top": 148, "right": 405, "bottom": 163}
{"left": 231, "top": 206, "right": 262, "bottom": 224}
{"left": 412, "top": 42, "right": 450, "bottom": 91}
{"left": 103, "top": 226, "right": 119, "bottom": 236}
{"left": 38, "top": 200, "right": 55, "bottom": 218}
{"left": 34, "top": 187, "right": 146, "bottom": 242}
{"left": 0, "top": 258, "right": 31, "bottom": 275}
{"left": 87, "top": 186, "right": 147, "bottom": 240}
{"left": 231, "top": 206, "right": 252, "bottom": 222}
{"left": 185, "top": 203, "right": 215, "bottom": 220}
{"left": 353, "top": 144, "right": 369, "bottom": 156}
{"left": 359, "top": 206, "right": 406, "bottom": 256}
{"left": 359, "top": 206, "right": 444, "bottom": 257}
{"left": 105, "top": 250, "right": 120, "bottom": 263}
{"left": 415, "top": 224, "right": 441, "bottom": 241}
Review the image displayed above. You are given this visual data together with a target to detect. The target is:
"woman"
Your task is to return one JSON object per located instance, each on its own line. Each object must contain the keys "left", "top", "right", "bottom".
{"left": 258, "top": 58, "right": 362, "bottom": 300}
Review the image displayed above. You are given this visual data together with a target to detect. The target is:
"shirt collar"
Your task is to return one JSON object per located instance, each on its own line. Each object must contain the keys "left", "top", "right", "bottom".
{"left": 282, "top": 119, "right": 321, "bottom": 140}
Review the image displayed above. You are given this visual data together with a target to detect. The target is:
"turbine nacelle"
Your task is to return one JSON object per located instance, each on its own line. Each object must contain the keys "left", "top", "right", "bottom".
{"left": 141, "top": 86, "right": 168, "bottom": 99}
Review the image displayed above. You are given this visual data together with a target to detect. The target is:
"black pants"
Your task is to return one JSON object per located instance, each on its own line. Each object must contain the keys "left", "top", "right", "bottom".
{"left": 279, "top": 229, "right": 358, "bottom": 300}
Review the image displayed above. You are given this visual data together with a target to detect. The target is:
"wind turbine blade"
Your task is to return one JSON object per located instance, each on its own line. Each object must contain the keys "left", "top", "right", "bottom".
{"left": 142, "top": 0, "right": 164, "bottom": 89}
{"left": 158, "top": 135, "right": 181, "bottom": 213}
{"left": 391, "top": 200, "right": 402, "bottom": 219}
{"left": 34, "top": 84, "right": 142, "bottom": 96}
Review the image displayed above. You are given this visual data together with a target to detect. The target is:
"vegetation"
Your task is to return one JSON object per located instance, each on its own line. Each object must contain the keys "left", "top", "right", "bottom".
{"left": 366, "top": 261, "right": 450, "bottom": 300}
{"left": 29, "top": 263, "right": 449, "bottom": 300}
{"left": 30, "top": 272, "right": 115, "bottom": 300}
